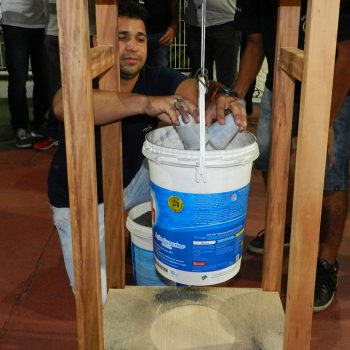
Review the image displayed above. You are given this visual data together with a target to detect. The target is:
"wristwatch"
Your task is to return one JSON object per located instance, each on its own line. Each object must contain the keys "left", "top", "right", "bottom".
{"left": 217, "top": 86, "right": 246, "bottom": 107}
{"left": 217, "top": 86, "right": 239, "bottom": 98}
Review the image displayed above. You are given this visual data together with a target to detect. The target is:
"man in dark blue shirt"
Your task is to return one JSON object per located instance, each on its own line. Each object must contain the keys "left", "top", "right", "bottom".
{"left": 233, "top": 0, "right": 350, "bottom": 312}
{"left": 50, "top": 0, "right": 247, "bottom": 302}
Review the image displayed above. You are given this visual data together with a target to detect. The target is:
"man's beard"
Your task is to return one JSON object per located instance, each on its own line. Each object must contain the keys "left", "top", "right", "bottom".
{"left": 120, "top": 67, "right": 140, "bottom": 80}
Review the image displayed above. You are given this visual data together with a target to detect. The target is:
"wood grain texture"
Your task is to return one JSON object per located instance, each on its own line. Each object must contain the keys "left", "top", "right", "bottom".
{"left": 90, "top": 45, "right": 115, "bottom": 79}
{"left": 56, "top": 0, "right": 104, "bottom": 348}
{"left": 262, "top": 3, "right": 301, "bottom": 294}
{"left": 104, "top": 287, "right": 284, "bottom": 350}
{"left": 96, "top": 1, "right": 126, "bottom": 290}
{"left": 279, "top": 47, "right": 304, "bottom": 82}
{"left": 284, "top": 1, "right": 340, "bottom": 349}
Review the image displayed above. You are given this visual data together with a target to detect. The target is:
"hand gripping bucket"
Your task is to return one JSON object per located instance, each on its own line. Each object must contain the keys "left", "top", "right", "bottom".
{"left": 142, "top": 126, "right": 259, "bottom": 286}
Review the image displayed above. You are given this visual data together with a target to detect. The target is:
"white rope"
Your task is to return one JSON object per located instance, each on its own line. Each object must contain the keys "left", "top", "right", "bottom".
{"left": 196, "top": 0, "right": 207, "bottom": 183}
{"left": 200, "top": 0, "right": 206, "bottom": 76}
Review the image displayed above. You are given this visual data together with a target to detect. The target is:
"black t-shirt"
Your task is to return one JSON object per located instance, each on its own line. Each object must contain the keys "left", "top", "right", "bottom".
{"left": 235, "top": 0, "right": 350, "bottom": 95}
{"left": 48, "top": 65, "right": 186, "bottom": 207}
{"left": 140, "top": 0, "right": 173, "bottom": 34}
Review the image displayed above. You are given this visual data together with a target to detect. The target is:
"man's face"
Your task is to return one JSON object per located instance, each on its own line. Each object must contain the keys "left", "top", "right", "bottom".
{"left": 118, "top": 16, "right": 147, "bottom": 80}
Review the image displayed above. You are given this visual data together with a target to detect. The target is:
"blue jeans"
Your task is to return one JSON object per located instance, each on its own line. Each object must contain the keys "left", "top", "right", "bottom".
{"left": 2, "top": 25, "right": 48, "bottom": 131}
{"left": 255, "top": 88, "right": 350, "bottom": 191}
{"left": 146, "top": 32, "right": 169, "bottom": 67}
{"left": 51, "top": 160, "right": 151, "bottom": 302}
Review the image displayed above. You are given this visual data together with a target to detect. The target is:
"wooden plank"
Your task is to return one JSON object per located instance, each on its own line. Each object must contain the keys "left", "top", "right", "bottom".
{"left": 262, "top": 1, "right": 300, "bottom": 293}
{"left": 279, "top": 47, "right": 304, "bottom": 81}
{"left": 96, "top": 0, "right": 125, "bottom": 289}
{"left": 90, "top": 45, "right": 115, "bottom": 79}
{"left": 56, "top": 0, "right": 104, "bottom": 349}
{"left": 284, "top": 1, "right": 340, "bottom": 349}
{"left": 104, "top": 287, "right": 285, "bottom": 349}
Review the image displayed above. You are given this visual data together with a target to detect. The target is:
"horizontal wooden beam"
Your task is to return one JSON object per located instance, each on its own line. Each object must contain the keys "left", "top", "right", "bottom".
{"left": 90, "top": 45, "right": 115, "bottom": 79}
{"left": 279, "top": 47, "right": 304, "bottom": 81}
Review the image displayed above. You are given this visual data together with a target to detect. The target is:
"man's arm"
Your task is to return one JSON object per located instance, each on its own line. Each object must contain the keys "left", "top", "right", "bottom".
{"left": 159, "top": 0, "right": 179, "bottom": 47}
{"left": 53, "top": 78, "right": 247, "bottom": 129}
{"left": 233, "top": 33, "right": 265, "bottom": 99}
{"left": 52, "top": 89, "right": 198, "bottom": 126}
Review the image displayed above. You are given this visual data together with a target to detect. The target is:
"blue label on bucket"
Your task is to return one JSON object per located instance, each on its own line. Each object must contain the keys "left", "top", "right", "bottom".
{"left": 131, "top": 243, "right": 176, "bottom": 286}
{"left": 151, "top": 183, "right": 249, "bottom": 273}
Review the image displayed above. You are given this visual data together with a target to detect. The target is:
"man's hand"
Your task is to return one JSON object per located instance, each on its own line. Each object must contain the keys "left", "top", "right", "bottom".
{"left": 205, "top": 95, "right": 247, "bottom": 130}
{"left": 143, "top": 95, "right": 199, "bottom": 125}
{"left": 159, "top": 23, "right": 178, "bottom": 47}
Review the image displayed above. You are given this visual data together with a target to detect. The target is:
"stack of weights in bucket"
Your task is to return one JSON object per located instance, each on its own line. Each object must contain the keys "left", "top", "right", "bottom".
{"left": 175, "top": 113, "right": 240, "bottom": 150}
{"left": 136, "top": 113, "right": 259, "bottom": 287}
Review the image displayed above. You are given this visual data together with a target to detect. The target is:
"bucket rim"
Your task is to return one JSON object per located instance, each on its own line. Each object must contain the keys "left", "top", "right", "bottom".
{"left": 126, "top": 202, "right": 152, "bottom": 239}
{"left": 143, "top": 129, "right": 259, "bottom": 168}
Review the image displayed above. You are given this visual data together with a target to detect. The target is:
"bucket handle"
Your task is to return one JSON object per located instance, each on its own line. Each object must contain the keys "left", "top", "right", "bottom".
{"left": 197, "top": 75, "right": 207, "bottom": 183}
{"left": 196, "top": 1, "right": 207, "bottom": 183}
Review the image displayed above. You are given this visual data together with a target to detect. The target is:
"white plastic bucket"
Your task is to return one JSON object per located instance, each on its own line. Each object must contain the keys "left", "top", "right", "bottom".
{"left": 126, "top": 202, "right": 176, "bottom": 286}
{"left": 142, "top": 126, "right": 259, "bottom": 286}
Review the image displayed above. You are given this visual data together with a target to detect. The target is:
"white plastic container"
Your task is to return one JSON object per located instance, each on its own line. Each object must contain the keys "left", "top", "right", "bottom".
{"left": 126, "top": 202, "right": 176, "bottom": 286}
{"left": 176, "top": 113, "right": 240, "bottom": 150}
{"left": 175, "top": 115, "right": 205, "bottom": 150}
{"left": 207, "top": 113, "right": 240, "bottom": 150}
{"left": 142, "top": 126, "right": 259, "bottom": 286}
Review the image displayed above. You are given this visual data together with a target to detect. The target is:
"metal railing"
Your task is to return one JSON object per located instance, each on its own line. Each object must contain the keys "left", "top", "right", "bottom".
{"left": 169, "top": 0, "right": 191, "bottom": 72}
{"left": 0, "top": 28, "right": 6, "bottom": 71}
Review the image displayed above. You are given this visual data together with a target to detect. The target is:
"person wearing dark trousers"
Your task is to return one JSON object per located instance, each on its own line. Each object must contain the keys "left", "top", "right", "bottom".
{"left": 233, "top": 0, "right": 350, "bottom": 312}
{"left": 139, "top": 0, "right": 179, "bottom": 67}
{"left": 32, "top": 0, "right": 60, "bottom": 151}
{"left": 33, "top": 0, "right": 96, "bottom": 151}
{"left": 185, "top": 0, "right": 240, "bottom": 87}
{"left": 0, "top": 0, "right": 48, "bottom": 148}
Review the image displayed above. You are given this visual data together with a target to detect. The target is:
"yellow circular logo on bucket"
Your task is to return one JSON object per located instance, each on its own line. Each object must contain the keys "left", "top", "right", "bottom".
{"left": 168, "top": 196, "right": 184, "bottom": 212}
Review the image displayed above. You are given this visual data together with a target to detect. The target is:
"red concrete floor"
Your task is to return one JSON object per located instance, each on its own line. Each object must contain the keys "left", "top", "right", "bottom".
{"left": 0, "top": 145, "right": 349, "bottom": 349}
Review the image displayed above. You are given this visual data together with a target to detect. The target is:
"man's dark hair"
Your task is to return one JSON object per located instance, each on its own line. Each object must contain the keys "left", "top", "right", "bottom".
{"left": 118, "top": 0, "right": 149, "bottom": 28}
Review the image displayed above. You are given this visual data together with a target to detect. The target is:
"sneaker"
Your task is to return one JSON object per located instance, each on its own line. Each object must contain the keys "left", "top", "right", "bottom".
{"left": 247, "top": 225, "right": 291, "bottom": 254}
{"left": 313, "top": 259, "right": 338, "bottom": 312}
{"left": 33, "top": 136, "right": 59, "bottom": 151}
{"left": 15, "top": 128, "right": 32, "bottom": 148}
{"left": 31, "top": 122, "right": 49, "bottom": 138}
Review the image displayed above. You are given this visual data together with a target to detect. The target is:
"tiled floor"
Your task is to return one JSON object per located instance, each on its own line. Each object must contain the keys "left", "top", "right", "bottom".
{"left": 0, "top": 141, "right": 349, "bottom": 349}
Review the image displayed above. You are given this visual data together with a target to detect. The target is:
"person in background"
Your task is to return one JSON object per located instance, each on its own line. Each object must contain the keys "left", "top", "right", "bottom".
{"left": 50, "top": 0, "right": 247, "bottom": 302}
{"left": 233, "top": 0, "right": 350, "bottom": 312}
{"left": 185, "top": 0, "right": 240, "bottom": 87}
{"left": 0, "top": 0, "right": 49, "bottom": 148}
{"left": 32, "top": 0, "right": 59, "bottom": 151}
{"left": 33, "top": 0, "right": 96, "bottom": 151}
{"left": 139, "top": 0, "right": 179, "bottom": 67}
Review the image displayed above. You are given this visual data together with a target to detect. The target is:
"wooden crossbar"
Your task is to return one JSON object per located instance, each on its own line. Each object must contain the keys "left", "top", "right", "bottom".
{"left": 90, "top": 46, "right": 115, "bottom": 79}
{"left": 279, "top": 47, "right": 304, "bottom": 81}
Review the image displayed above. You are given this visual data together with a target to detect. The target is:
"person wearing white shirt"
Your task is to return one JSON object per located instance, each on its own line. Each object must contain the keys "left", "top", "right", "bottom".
{"left": 0, "top": 0, "right": 48, "bottom": 148}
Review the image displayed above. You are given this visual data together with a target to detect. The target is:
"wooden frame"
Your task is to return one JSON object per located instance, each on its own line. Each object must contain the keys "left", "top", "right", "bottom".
{"left": 264, "top": 0, "right": 340, "bottom": 348}
{"left": 56, "top": 0, "right": 340, "bottom": 349}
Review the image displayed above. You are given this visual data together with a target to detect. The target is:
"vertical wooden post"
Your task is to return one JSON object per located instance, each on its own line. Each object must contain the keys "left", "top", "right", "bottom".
{"left": 283, "top": 0, "right": 339, "bottom": 349}
{"left": 262, "top": 0, "right": 301, "bottom": 292}
{"left": 56, "top": 0, "right": 104, "bottom": 348}
{"left": 96, "top": 0, "right": 126, "bottom": 289}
